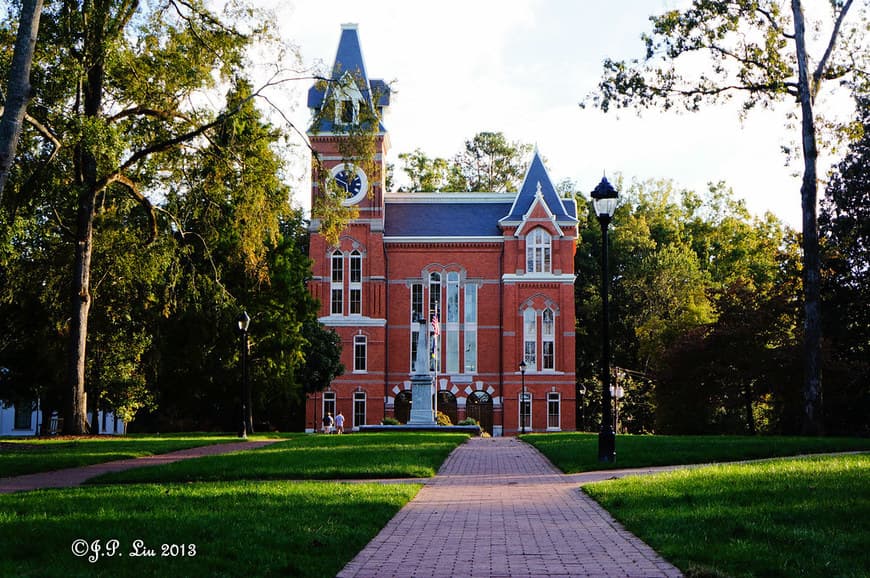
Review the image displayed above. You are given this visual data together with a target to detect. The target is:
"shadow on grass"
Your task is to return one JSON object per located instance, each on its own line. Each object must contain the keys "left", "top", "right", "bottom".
{"left": 0, "top": 480, "right": 420, "bottom": 578}
{"left": 584, "top": 454, "right": 870, "bottom": 578}
{"left": 88, "top": 432, "right": 470, "bottom": 484}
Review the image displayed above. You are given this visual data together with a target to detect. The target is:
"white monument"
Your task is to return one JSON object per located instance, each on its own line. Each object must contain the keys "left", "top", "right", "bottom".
{"left": 407, "top": 313, "right": 436, "bottom": 425}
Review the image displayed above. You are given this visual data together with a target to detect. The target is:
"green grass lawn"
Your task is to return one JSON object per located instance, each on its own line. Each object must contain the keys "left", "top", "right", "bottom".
{"left": 0, "top": 480, "right": 420, "bottom": 578}
{"left": 584, "top": 453, "right": 870, "bottom": 578}
{"left": 88, "top": 432, "right": 469, "bottom": 484}
{"left": 4, "top": 431, "right": 867, "bottom": 577}
{"left": 0, "top": 434, "right": 246, "bottom": 477}
{"left": 523, "top": 432, "right": 870, "bottom": 473}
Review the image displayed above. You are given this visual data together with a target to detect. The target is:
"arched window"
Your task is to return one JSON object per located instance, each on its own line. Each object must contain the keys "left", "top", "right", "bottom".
{"left": 526, "top": 228, "right": 552, "bottom": 274}
{"left": 523, "top": 308, "right": 537, "bottom": 368}
{"left": 542, "top": 308, "right": 555, "bottom": 371}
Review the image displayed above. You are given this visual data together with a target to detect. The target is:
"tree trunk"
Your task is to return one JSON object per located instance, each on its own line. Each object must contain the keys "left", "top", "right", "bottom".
{"left": 791, "top": 0, "right": 823, "bottom": 435}
{"left": 65, "top": 189, "right": 96, "bottom": 434}
{"left": 65, "top": 14, "right": 105, "bottom": 434}
{"left": 0, "top": 0, "right": 44, "bottom": 202}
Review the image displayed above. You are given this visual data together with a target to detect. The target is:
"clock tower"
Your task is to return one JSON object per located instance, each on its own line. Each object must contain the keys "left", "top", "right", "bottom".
{"left": 307, "top": 23, "right": 390, "bottom": 222}
{"left": 306, "top": 24, "right": 391, "bottom": 426}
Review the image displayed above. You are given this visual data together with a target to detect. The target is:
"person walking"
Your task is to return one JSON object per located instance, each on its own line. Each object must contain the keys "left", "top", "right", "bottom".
{"left": 322, "top": 412, "right": 334, "bottom": 434}
{"left": 335, "top": 411, "right": 345, "bottom": 434}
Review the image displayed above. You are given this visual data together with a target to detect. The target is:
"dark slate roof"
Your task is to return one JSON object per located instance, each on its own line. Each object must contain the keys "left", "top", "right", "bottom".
{"left": 384, "top": 201, "right": 514, "bottom": 237}
{"left": 502, "top": 150, "right": 575, "bottom": 223}
{"left": 308, "top": 25, "right": 389, "bottom": 133}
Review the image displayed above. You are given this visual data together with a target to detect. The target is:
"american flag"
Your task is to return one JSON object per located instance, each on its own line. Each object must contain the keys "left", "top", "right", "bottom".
{"left": 431, "top": 312, "right": 440, "bottom": 336}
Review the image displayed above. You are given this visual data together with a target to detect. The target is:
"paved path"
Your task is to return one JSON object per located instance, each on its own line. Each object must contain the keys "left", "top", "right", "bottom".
{"left": 0, "top": 439, "right": 280, "bottom": 494}
{"left": 338, "top": 437, "right": 682, "bottom": 578}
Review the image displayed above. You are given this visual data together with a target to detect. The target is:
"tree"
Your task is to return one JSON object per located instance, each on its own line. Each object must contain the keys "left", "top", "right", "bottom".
{"left": 0, "top": 0, "right": 43, "bottom": 202}
{"left": 397, "top": 148, "right": 460, "bottom": 192}
{"left": 452, "top": 132, "right": 532, "bottom": 192}
{"left": 819, "top": 93, "right": 870, "bottom": 435}
{"left": 587, "top": 0, "right": 869, "bottom": 434}
{"left": 3, "top": 0, "right": 280, "bottom": 433}
{"left": 574, "top": 177, "right": 801, "bottom": 434}
{"left": 395, "top": 132, "right": 532, "bottom": 192}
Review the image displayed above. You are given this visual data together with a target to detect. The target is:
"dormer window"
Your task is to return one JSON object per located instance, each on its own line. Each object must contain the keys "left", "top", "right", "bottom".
{"left": 526, "top": 228, "right": 552, "bottom": 274}
{"left": 333, "top": 72, "right": 363, "bottom": 126}
{"left": 340, "top": 98, "right": 356, "bottom": 124}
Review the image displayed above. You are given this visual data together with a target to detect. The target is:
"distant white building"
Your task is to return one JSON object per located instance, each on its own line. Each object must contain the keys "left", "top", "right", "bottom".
{"left": 0, "top": 403, "right": 125, "bottom": 436}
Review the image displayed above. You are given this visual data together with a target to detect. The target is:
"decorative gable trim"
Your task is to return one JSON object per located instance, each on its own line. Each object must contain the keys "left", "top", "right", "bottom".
{"left": 515, "top": 181, "right": 564, "bottom": 238}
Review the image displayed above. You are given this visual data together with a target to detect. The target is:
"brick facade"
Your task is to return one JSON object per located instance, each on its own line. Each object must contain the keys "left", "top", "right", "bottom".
{"left": 305, "top": 25, "right": 577, "bottom": 435}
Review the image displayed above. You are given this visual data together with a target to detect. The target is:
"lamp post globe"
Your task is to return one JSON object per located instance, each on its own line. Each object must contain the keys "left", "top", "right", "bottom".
{"left": 591, "top": 176, "right": 618, "bottom": 462}
{"left": 237, "top": 311, "right": 251, "bottom": 439}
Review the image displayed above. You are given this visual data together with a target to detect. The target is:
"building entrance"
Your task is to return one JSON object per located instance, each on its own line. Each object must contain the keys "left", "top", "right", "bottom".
{"left": 466, "top": 391, "right": 493, "bottom": 435}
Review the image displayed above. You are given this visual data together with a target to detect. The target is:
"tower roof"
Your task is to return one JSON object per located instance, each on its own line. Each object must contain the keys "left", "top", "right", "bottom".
{"left": 501, "top": 149, "right": 577, "bottom": 224}
{"left": 307, "top": 24, "right": 390, "bottom": 134}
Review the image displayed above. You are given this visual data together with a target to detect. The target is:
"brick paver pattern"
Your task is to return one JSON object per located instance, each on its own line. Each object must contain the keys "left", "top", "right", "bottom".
{"left": 339, "top": 437, "right": 682, "bottom": 578}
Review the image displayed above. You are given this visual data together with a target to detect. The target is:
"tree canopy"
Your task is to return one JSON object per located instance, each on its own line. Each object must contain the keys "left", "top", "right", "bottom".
{"left": 0, "top": 0, "right": 341, "bottom": 433}
{"left": 396, "top": 131, "right": 532, "bottom": 192}
{"left": 585, "top": 0, "right": 870, "bottom": 434}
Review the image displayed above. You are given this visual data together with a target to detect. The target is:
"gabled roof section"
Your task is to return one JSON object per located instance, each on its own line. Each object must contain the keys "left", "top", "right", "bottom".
{"left": 501, "top": 149, "right": 576, "bottom": 224}
{"left": 307, "top": 24, "right": 390, "bottom": 134}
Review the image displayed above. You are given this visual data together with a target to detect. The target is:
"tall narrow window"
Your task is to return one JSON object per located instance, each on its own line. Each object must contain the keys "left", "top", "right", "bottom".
{"left": 519, "top": 392, "right": 532, "bottom": 431}
{"left": 446, "top": 272, "right": 460, "bottom": 373}
{"left": 349, "top": 251, "right": 362, "bottom": 315}
{"left": 542, "top": 308, "right": 555, "bottom": 371}
{"left": 547, "top": 392, "right": 561, "bottom": 430}
{"left": 429, "top": 272, "right": 441, "bottom": 372}
{"left": 464, "top": 284, "right": 478, "bottom": 373}
{"left": 353, "top": 335, "right": 367, "bottom": 373}
{"left": 523, "top": 308, "right": 537, "bottom": 369}
{"left": 323, "top": 391, "right": 336, "bottom": 429}
{"left": 526, "top": 228, "right": 552, "bottom": 273}
{"left": 353, "top": 391, "right": 366, "bottom": 429}
{"left": 410, "top": 283, "right": 423, "bottom": 371}
{"left": 429, "top": 272, "right": 441, "bottom": 318}
{"left": 330, "top": 251, "right": 344, "bottom": 316}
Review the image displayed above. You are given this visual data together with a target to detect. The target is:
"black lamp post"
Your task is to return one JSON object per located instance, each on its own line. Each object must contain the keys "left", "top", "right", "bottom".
{"left": 519, "top": 360, "right": 527, "bottom": 434}
{"left": 237, "top": 311, "right": 251, "bottom": 439}
{"left": 591, "top": 176, "right": 619, "bottom": 462}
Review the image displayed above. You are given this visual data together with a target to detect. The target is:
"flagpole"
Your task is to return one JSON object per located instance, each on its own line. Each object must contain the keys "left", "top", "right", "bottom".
{"left": 431, "top": 307, "right": 440, "bottom": 423}
{"left": 433, "top": 307, "right": 438, "bottom": 422}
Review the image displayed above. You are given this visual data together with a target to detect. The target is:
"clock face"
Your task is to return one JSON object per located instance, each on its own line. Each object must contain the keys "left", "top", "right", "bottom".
{"left": 335, "top": 169, "right": 363, "bottom": 197}
{"left": 330, "top": 164, "right": 368, "bottom": 205}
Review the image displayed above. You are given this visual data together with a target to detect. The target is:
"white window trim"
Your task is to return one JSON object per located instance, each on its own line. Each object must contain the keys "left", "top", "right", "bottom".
{"left": 349, "top": 250, "right": 363, "bottom": 316}
{"left": 523, "top": 307, "right": 537, "bottom": 371}
{"left": 526, "top": 228, "right": 552, "bottom": 274}
{"left": 547, "top": 392, "right": 561, "bottom": 431}
{"left": 519, "top": 392, "right": 532, "bottom": 432}
{"left": 353, "top": 334, "right": 367, "bottom": 373}
{"left": 542, "top": 308, "right": 556, "bottom": 372}
{"left": 330, "top": 251, "right": 344, "bottom": 316}
{"left": 353, "top": 391, "right": 366, "bottom": 430}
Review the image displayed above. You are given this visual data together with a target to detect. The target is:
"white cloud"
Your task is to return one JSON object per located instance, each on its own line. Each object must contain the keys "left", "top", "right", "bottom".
{"left": 258, "top": 0, "right": 857, "bottom": 228}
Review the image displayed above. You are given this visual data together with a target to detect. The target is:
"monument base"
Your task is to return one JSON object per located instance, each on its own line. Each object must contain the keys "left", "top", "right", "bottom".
{"left": 407, "top": 374, "right": 435, "bottom": 425}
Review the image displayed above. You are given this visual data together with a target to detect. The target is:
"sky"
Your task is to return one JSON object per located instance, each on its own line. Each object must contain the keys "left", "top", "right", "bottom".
{"left": 263, "top": 0, "right": 858, "bottom": 228}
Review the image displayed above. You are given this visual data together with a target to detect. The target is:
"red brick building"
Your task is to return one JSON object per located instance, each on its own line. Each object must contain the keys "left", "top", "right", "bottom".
{"left": 305, "top": 24, "right": 578, "bottom": 435}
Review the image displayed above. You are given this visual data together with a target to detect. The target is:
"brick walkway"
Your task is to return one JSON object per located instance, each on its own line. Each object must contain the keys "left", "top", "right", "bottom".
{"left": 0, "top": 440, "right": 279, "bottom": 494}
{"left": 338, "top": 437, "right": 682, "bottom": 578}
